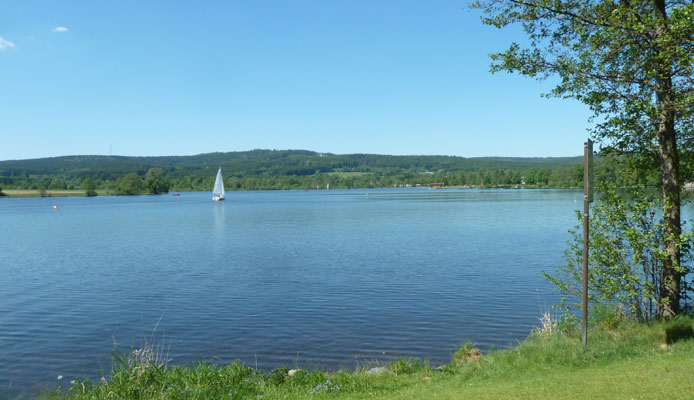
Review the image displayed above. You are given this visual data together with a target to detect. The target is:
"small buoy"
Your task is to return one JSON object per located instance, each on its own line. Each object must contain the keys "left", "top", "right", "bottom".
{"left": 573, "top": 199, "right": 576, "bottom": 203}
{"left": 53, "top": 205, "right": 58, "bottom": 210}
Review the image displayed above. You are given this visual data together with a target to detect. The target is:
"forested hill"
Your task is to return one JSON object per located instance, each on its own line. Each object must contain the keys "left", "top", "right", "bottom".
{"left": 0, "top": 149, "right": 629, "bottom": 191}
{"left": 0, "top": 150, "right": 583, "bottom": 177}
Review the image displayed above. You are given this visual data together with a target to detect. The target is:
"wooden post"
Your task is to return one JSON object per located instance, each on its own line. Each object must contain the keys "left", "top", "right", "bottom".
{"left": 583, "top": 139, "right": 593, "bottom": 347}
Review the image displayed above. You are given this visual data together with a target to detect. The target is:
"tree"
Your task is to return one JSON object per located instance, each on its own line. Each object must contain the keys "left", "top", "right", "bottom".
{"left": 473, "top": 0, "right": 694, "bottom": 317}
{"left": 49, "top": 178, "right": 67, "bottom": 190}
{"left": 81, "top": 177, "right": 97, "bottom": 197}
{"left": 115, "top": 173, "right": 144, "bottom": 195}
{"left": 145, "top": 168, "right": 170, "bottom": 194}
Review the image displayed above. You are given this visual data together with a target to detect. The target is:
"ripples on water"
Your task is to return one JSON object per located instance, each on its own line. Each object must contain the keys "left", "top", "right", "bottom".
{"left": 1, "top": 188, "right": 583, "bottom": 397}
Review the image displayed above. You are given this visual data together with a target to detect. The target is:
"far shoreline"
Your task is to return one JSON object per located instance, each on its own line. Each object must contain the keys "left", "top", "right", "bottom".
{"left": 0, "top": 185, "right": 584, "bottom": 199}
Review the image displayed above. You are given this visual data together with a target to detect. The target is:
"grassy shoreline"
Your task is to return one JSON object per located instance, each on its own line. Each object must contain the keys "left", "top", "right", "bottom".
{"left": 0, "top": 189, "right": 113, "bottom": 198}
{"left": 35, "top": 316, "right": 694, "bottom": 399}
{"left": 1, "top": 189, "right": 89, "bottom": 198}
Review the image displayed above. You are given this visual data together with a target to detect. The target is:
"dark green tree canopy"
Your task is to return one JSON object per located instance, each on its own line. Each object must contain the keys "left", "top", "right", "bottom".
{"left": 116, "top": 173, "right": 145, "bottom": 196}
{"left": 145, "top": 168, "right": 170, "bottom": 194}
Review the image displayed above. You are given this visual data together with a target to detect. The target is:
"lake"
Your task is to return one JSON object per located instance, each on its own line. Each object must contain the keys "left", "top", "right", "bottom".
{"left": 1, "top": 188, "right": 583, "bottom": 397}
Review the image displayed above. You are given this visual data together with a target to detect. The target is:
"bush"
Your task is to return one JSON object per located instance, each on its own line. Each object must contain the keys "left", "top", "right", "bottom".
{"left": 545, "top": 188, "right": 693, "bottom": 322}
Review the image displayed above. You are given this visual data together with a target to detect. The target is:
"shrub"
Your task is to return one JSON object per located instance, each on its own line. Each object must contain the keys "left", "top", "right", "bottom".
{"left": 545, "top": 188, "right": 693, "bottom": 322}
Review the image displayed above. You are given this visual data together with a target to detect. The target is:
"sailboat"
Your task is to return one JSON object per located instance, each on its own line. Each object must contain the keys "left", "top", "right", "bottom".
{"left": 212, "top": 166, "right": 225, "bottom": 201}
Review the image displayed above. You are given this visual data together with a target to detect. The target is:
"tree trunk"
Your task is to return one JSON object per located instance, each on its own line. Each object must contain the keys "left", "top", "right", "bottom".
{"left": 654, "top": 0, "right": 681, "bottom": 318}
{"left": 657, "top": 116, "right": 681, "bottom": 318}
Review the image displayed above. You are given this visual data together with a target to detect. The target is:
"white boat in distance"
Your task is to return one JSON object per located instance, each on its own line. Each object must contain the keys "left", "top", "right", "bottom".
{"left": 212, "top": 167, "right": 225, "bottom": 201}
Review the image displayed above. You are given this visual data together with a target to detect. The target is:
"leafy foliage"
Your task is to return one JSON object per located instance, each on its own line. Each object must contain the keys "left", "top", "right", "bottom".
{"left": 474, "top": 0, "right": 694, "bottom": 155}
{"left": 545, "top": 188, "right": 693, "bottom": 321}
{"left": 115, "top": 173, "right": 145, "bottom": 196}
{"left": 0, "top": 150, "right": 648, "bottom": 192}
{"left": 81, "top": 177, "right": 97, "bottom": 197}
{"left": 145, "top": 168, "right": 170, "bottom": 194}
{"left": 474, "top": 0, "right": 694, "bottom": 316}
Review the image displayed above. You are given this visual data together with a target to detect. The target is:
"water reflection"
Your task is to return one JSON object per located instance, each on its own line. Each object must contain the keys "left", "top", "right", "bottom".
{"left": 213, "top": 201, "right": 225, "bottom": 236}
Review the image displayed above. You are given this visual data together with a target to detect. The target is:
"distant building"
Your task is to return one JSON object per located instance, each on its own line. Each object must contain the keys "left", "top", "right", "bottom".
{"left": 429, "top": 183, "right": 444, "bottom": 189}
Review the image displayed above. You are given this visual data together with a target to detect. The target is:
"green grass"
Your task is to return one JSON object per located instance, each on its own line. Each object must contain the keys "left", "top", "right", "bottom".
{"left": 38, "top": 316, "right": 694, "bottom": 400}
{"left": 3, "top": 189, "right": 90, "bottom": 198}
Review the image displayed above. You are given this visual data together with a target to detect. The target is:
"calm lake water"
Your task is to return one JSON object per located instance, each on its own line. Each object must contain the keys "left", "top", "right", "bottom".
{"left": 1, "top": 188, "right": 584, "bottom": 397}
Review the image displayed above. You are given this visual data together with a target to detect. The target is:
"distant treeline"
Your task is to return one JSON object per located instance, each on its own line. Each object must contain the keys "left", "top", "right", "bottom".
{"left": 0, "top": 149, "right": 659, "bottom": 193}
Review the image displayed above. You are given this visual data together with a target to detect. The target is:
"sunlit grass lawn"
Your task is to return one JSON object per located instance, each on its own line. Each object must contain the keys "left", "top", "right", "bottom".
{"left": 40, "top": 316, "right": 694, "bottom": 400}
{"left": 338, "top": 339, "right": 694, "bottom": 400}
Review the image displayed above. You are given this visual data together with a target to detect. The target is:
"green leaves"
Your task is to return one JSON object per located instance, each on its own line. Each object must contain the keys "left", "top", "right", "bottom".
{"left": 476, "top": 0, "right": 694, "bottom": 317}
{"left": 81, "top": 177, "right": 97, "bottom": 197}
{"left": 145, "top": 168, "right": 171, "bottom": 195}
{"left": 546, "top": 188, "right": 693, "bottom": 321}
{"left": 116, "top": 173, "right": 145, "bottom": 196}
{"left": 475, "top": 0, "right": 694, "bottom": 155}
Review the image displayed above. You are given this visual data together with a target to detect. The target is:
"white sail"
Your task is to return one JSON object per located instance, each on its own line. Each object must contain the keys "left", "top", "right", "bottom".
{"left": 212, "top": 167, "right": 225, "bottom": 201}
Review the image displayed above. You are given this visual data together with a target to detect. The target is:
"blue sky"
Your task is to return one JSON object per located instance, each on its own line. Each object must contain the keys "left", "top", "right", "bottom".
{"left": 0, "top": 1, "right": 593, "bottom": 161}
